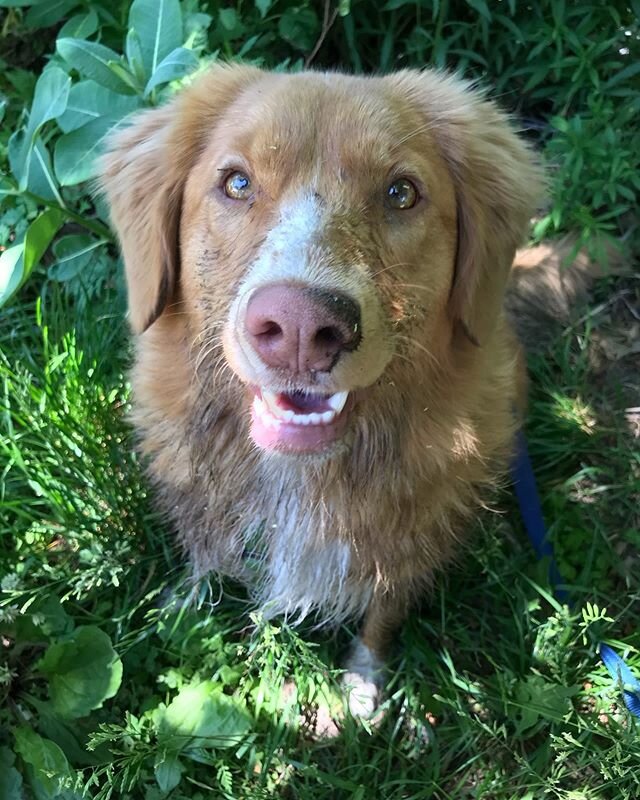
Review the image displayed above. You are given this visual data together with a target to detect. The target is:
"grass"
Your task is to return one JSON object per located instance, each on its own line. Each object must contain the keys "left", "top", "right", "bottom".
{"left": 1, "top": 265, "right": 639, "bottom": 799}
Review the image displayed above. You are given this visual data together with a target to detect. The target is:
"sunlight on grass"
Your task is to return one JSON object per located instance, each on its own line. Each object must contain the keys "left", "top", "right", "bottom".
{"left": 551, "top": 394, "right": 598, "bottom": 435}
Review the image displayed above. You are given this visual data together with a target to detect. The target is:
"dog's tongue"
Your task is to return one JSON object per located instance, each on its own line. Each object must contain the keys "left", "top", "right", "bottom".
{"left": 278, "top": 390, "right": 331, "bottom": 413}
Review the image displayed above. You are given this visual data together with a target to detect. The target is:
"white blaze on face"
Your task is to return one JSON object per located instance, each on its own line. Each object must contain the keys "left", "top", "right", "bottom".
{"left": 253, "top": 193, "right": 327, "bottom": 284}
{"left": 221, "top": 190, "right": 394, "bottom": 453}
{"left": 223, "top": 194, "right": 323, "bottom": 382}
{"left": 224, "top": 193, "right": 325, "bottom": 368}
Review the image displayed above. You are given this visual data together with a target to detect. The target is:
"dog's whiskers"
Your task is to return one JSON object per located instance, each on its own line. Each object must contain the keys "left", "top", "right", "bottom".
{"left": 211, "top": 356, "right": 234, "bottom": 387}
{"left": 159, "top": 309, "right": 191, "bottom": 319}
{"left": 192, "top": 329, "right": 228, "bottom": 392}
{"left": 396, "top": 282, "right": 437, "bottom": 296}
{"left": 191, "top": 326, "right": 224, "bottom": 362}
{"left": 195, "top": 340, "right": 224, "bottom": 375}
{"left": 394, "top": 333, "right": 440, "bottom": 368}
{"left": 370, "top": 262, "right": 415, "bottom": 278}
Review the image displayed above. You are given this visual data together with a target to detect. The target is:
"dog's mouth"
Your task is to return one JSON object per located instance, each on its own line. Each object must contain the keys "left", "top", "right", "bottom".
{"left": 250, "top": 388, "right": 353, "bottom": 453}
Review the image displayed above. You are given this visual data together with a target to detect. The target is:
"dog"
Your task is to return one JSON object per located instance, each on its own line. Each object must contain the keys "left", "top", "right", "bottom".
{"left": 99, "top": 63, "right": 543, "bottom": 717}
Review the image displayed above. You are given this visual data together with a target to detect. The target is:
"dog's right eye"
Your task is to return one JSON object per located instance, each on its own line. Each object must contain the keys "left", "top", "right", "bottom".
{"left": 223, "top": 171, "right": 252, "bottom": 200}
{"left": 386, "top": 178, "right": 419, "bottom": 210}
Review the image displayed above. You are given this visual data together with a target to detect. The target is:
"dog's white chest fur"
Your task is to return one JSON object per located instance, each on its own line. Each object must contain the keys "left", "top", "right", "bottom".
{"left": 243, "top": 502, "right": 374, "bottom": 625}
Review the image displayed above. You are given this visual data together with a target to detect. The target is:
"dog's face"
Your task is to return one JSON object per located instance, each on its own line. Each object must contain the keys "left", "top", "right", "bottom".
{"left": 100, "top": 66, "right": 541, "bottom": 456}
{"left": 180, "top": 73, "right": 457, "bottom": 453}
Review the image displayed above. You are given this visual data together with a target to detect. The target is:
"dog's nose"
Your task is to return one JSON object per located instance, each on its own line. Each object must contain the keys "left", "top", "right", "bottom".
{"left": 245, "top": 284, "right": 361, "bottom": 373}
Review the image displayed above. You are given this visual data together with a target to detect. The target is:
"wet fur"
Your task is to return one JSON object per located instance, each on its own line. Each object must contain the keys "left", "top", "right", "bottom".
{"left": 100, "top": 65, "right": 544, "bottom": 661}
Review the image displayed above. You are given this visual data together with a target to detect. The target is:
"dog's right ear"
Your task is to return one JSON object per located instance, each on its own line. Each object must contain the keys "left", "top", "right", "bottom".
{"left": 99, "top": 64, "right": 262, "bottom": 333}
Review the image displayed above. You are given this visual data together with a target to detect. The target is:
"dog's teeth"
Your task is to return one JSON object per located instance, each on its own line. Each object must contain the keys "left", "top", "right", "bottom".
{"left": 288, "top": 410, "right": 337, "bottom": 426}
{"left": 261, "top": 390, "right": 279, "bottom": 415}
{"left": 328, "top": 391, "right": 349, "bottom": 413}
{"left": 261, "top": 391, "right": 294, "bottom": 422}
{"left": 254, "top": 395, "right": 279, "bottom": 428}
{"left": 257, "top": 389, "right": 345, "bottom": 427}
{"left": 264, "top": 411, "right": 280, "bottom": 429}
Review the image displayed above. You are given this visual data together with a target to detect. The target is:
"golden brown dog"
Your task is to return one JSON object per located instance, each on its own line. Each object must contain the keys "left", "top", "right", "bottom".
{"left": 100, "top": 64, "right": 543, "bottom": 716}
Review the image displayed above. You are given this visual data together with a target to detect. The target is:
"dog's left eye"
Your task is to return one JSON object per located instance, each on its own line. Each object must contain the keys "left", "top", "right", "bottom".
{"left": 224, "top": 171, "right": 252, "bottom": 200}
{"left": 386, "top": 178, "right": 419, "bottom": 210}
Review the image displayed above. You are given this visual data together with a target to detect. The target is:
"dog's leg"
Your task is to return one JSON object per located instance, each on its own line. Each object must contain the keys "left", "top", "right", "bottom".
{"left": 342, "top": 592, "right": 408, "bottom": 718}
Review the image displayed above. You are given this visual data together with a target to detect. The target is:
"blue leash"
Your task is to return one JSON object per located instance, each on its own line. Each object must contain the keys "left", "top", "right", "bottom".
{"left": 512, "top": 430, "right": 640, "bottom": 718}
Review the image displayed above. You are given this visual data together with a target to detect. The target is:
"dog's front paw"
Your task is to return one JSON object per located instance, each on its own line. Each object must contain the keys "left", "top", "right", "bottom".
{"left": 341, "top": 670, "right": 381, "bottom": 718}
{"left": 341, "top": 638, "right": 385, "bottom": 719}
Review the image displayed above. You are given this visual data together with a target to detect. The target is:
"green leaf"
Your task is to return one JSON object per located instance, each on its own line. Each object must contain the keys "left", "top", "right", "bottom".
{"left": 129, "top": 0, "right": 183, "bottom": 82}
{"left": 9, "top": 134, "right": 60, "bottom": 200}
{"left": 56, "top": 38, "right": 136, "bottom": 95}
{"left": 8, "top": 130, "right": 32, "bottom": 192}
{"left": 13, "top": 728, "right": 76, "bottom": 800}
{"left": 106, "top": 61, "right": 144, "bottom": 93}
{"left": 10, "top": 67, "right": 70, "bottom": 184}
{"left": 184, "top": 10, "right": 212, "bottom": 45}
{"left": 144, "top": 46, "right": 198, "bottom": 97}
{"left": 0, "top": 746, "right": 23, "bottom": 800}
{"left": 58, "top": 8, "right": 99, "bottom": 39}
{"left": 0, "top": 243, "right": 25, "bottom": 307}
{"left": 278, "top": 7, "right": 320, "bottom": 52}
{"left": 219, "top": 7, "right": 237, "bottom": 31}
{"left": 24, "top": 696, "right": 97, "bottom": 768}
{"left": 495, "top": 12, "right": 522, "bottom": 40}
{"left": 450, "top": 47, "right": 488, "bottom": 67}
{"left": 237, "top": 34, "right": 261, "bottom": 59}
{"left": 0, "top": 0, "right": 48, "bottom": 6}
{"left": 125, "top": 27, "right": 146, "bottom": 84}
{"left": 0, "top": 176, "right": 17, "bottom": 198}
{"left": 57, "top": 80, "right": 140, "bottom": 133}
{"left": 532, "top": 215, "right": 553, "bottom": 240}
{"left": 255, "top": 0, "right": 271, "bottom": 18}
{"left": 50, "top": 234, "right": 106, "bottom": 281}
{"left": 4, "top": 68, "right": 36, "bottom": 102}
{"left": 512, "top": 675, "right": 578, "bottom": 736}
{"left": 54, "top": 114, "right": 128, "bottom": 186}
{"left": 617, "top": 184, "right": 636, "bottom": 203}
{"left": 551, "top": 115, "right": 569, "bottom": 133}
{"left": 0, "top": 208, "right": 66, "bottom": 306}
{"left": 154, "top": 753, "right": 184, "bottom": 793}
{"left": 465, "top": 0, "right": 491, "bottom": 19}
{"left": 25, "top": 0, "right": 79, "bottom": 28}
{"left": 29, "top": 67, "right": 71, "bottom": 134}
{"left": 156, "top": 680, "right": 251, "bottom": 750}
{"left": 38, "top": 626, "right": 123, "bottom": 719}
{"left": 605, "top": 61, "right": 640, "bottom": 89}
{"left": 23, "top": 208, "right": 65, "bottom": 276}
{"left": 10, "top": 595, "right": 73, "bottom": 641}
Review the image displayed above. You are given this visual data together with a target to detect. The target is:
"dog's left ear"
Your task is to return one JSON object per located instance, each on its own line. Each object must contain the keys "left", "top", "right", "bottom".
{"left": 98, "top": 63, "right": 262, "bottom": 334}
{"left": 386, "top": 70, "right": 544, "bottom": 346}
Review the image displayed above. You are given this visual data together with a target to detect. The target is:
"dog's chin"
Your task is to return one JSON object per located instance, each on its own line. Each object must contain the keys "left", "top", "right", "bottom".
{"left": 248, "top": 386, "right": 355, "bottom": 456}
